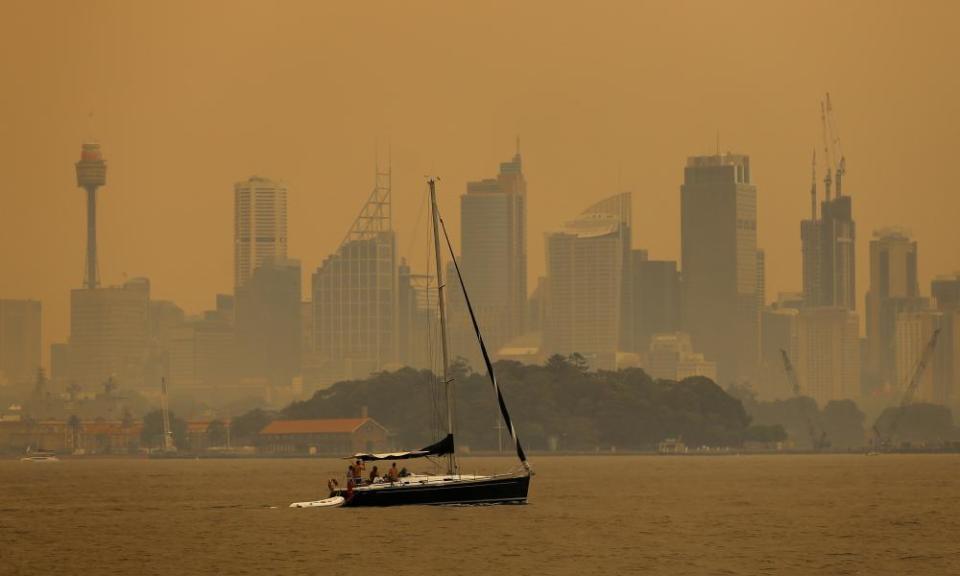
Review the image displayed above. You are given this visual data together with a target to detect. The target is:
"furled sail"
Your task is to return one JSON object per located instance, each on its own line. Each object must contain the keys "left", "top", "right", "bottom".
{"left": 347, "top": 434, "right": 454, "bottom": 462}
{"left": 439, "top": 218, "right": 530, "bottom": 471}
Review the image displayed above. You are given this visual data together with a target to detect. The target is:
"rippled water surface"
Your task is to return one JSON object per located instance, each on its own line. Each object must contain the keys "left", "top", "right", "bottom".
{"left": 2, "top": 455, "right": 958, "bottom": 575}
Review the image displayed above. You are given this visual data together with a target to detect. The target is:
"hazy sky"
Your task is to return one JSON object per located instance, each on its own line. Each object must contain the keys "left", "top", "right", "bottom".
{"left": 2, "top": 1, "right": 959, "bottom": 366}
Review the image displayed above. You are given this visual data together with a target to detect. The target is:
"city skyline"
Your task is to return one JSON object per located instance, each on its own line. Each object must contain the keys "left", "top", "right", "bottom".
{"left": 3, "top": 2, "right": 960, "bottom": 369}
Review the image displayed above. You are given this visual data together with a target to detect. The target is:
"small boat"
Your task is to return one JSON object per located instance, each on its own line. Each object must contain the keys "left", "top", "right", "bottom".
{"left": 294, "top": 178, "right": 532, "bottom": 508}
{"left": 20, "top": 448, "right": 60, "bottom": 463}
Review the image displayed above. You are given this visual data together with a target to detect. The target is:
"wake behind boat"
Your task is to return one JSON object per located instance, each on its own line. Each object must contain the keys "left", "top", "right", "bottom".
{"left": 20, "top": 448, "right": 60, "bottom": 463}
{"left": 292, "top": 178, "right": 531, "bottom": 508}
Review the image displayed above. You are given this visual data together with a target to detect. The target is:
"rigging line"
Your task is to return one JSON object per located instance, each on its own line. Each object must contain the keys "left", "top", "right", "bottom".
{"left": 437, "top": 214, "right": 529, "bottom": 471}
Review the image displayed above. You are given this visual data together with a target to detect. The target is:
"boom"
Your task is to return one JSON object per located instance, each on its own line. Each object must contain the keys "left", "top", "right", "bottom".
{"left": 779, "top": 349, "right": 828, "bottom": 451}
{"left": 878, "top": 328, "right": 941, "bottom": 448}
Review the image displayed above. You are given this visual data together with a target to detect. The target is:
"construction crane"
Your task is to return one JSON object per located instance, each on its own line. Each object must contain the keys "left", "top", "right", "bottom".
{"left": 160, "top": 377, "right": 176, "bottom": 453}
{"left": 779, "top": 349, "right": 829, "bottom": 451}
{"left": 820, "top": 99, "right": 834, "bottom": 201}
{"left": 825, "top": 93, "right": 846, "bottom": 197}
{"left": 876, "top": 329, "right": 941, "bottom": 449}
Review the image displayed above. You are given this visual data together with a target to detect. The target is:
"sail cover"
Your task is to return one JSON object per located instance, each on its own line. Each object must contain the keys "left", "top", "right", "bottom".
{"left": 439, "top": 218, "right": 530, "bottom": 471}
{"left": 346, "top": 434, "right": 454, "bottom": 462}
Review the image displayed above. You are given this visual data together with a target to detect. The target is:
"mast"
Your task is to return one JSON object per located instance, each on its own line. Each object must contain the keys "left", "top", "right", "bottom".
{"left": 160, "top": 377, "right": 175, "bottom": 453}
{"left": 429, "top": 178, "right": 456, "bottom": 475}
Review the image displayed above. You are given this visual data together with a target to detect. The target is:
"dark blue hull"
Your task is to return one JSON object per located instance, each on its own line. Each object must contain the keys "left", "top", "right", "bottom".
{"left": 335, "top": 474, "right": 530, "bottom": 507}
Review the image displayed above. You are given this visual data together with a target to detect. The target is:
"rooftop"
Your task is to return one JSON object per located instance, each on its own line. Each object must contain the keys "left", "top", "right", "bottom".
{"left": 259, "top": 418, "right": 379, "bottom": 435}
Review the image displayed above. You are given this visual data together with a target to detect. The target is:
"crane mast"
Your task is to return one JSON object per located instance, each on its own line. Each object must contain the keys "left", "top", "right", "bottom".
{"left": 160, "top": 377, "right": 175, "bottom": 453}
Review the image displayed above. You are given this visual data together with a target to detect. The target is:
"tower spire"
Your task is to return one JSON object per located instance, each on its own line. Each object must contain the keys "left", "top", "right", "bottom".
{"left": 75, "top": 142, "right": 107, "bottom": 289}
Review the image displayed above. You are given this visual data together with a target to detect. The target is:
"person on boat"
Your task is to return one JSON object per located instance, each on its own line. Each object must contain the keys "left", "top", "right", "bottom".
{"left": 399, "top": 466, "right": 410, "bottom": 478}
{"left": 368, "top": 465, "right": 380, "bottom": 484}
{"left": 352, "top": 459, "right": 365, "bottom": 484}
{"left": 386, "top": 462, "right": 399, "bottom": 482}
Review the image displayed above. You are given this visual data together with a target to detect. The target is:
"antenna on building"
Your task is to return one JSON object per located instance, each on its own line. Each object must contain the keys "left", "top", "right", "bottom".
{"left": 811, "top": 148, "right": 818, "bottom": 221}
{"left": 820, "top": 99, "right": 833, "bottom": 202}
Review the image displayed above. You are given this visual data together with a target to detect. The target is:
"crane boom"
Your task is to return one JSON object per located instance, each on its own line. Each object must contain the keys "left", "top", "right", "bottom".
{"left": 779, "top": 349, "right": 828, "bottom": 450}
{"left": 899, "top": 328, "right": 941, "bottom": 407}
{"left": 780, "top": 349, "right": 801, "bottom": 397}
{"left": 879, "top": 328, "right": 941, "bottom": 448}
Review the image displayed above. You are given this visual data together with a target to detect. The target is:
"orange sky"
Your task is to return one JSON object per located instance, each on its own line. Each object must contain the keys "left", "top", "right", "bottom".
{"left": 2, "top": 1, "right": 959, "bottom": 367}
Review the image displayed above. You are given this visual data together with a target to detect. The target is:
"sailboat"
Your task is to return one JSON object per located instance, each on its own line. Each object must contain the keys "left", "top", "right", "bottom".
{"left": 291, "top": 178, "right": 531, "bottom": 508}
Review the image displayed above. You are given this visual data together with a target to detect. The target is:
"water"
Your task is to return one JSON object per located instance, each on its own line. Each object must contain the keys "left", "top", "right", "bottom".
{"left": 1, "top": 455, "right": 958, "bottom": 575}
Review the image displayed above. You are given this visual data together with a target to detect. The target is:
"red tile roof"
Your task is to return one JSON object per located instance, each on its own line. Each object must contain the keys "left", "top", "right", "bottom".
{"left": 259, "top": 418, "right": 374, "bottom": 435}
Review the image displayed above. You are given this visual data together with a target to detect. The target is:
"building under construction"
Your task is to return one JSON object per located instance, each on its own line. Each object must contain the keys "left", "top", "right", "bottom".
{"left": 310, "top": 167, "right": 398, "bottom": 386}
{"left": 801, "top": 94, "right": 856, "bottom": 311}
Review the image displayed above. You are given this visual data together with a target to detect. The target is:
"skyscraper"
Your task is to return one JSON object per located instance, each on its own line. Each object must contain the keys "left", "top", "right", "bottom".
{"left": 681, "top": 153, "right": 758, "bottom": 383}
{"left": 234, "top": 176, "right": 288, "bottom": 289}
{"left": 543, "top": 193, "right": 631, "bottom": 369}
{"left": 69, "top": 278, "right": 151, "bottom": 389}
{"left": 0, "top": 300, "right": 41, "bottom": 386}
{"left": 311, "top": 169, "right": 397, "bottom": 384}
{"left": 865, "top": 228, "right": 924, "bottom": 388}
{"left": 630, "top": 252, "right": 680, "bottom": 353}
{"left": 236, "top": 258, "right": 302, "bottom": 388}
{"left": 75, "top": 142, "right": 106, "bottom": 289}
{"left": 932, "top": 274, "right": 960, "bottom": 405}
{"left": 456, "top": 147, "right": 527, "bottom": 359}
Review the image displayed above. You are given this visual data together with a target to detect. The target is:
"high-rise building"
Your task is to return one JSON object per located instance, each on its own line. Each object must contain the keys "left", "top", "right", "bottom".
{"left": 931, "top": 274, "right": 960, "bottom": 405}
{"left": 759, "top": 303, "right": 800, "bottom": 400}
{"left": 543, "top": 193, "right": 631, "bottom": 369}
{"left": 311, "top": 169, "right": 397, "bottom": 384}
{"left": 236, "top": 258, "right": 302, "bottom": 388}
{"left": 796, "top": 307, "right": 860, "bottom": 405}
{"left": 75, "top": 142, "right": 106, "bottom": 289}
{"left": 234, "top": 176, "right": 288, "bottom": 289}
{"left": 646, "top": 332, "right": 717, "bottom": 382}
{"left": 932, "top": 274, "right": 960, "bottom": 310}
{"left": 894, "top": 309, "right": 940, "bottom": 403}
{"left": 818, "top": 196, "right": 857, "bottom": 309}
{"left": 756, "top": 249, "right": 766, "bottom": 310}
{"left": 454, "top": 148, "right": 527, "bottom": 360}
{"left": 801, "top": 156, "right": 856, "bottom": 310}
{"left": 168, "top": 296, "right": 237, "bottom": 399}
{"left": 69, "top": 278, "right": 151, "bottom": 389}
{"left": 630, "top": 252, "right": 680, "bottom": 353}
{"left": 0, "top": 300, "right": 42, "bottom": 386}
{"left": 397, "top": 259, "right": 439, "bottom": 371}
{"left": 865, "top": 228, "right": 924, "bottom": 388}
{"left": 680, "top": 153, "right": 758, "bottom": 383}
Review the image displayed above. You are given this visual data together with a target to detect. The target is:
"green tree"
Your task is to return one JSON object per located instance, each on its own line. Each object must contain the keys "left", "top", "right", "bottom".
{"left": 821, "top": 399, "right": 866, "bottom": 449}
{"left": 231, "top": 408, "right": 276, "bottom": 446}
{"left": 207, "top": 419, "right": 228, "bottom": 447}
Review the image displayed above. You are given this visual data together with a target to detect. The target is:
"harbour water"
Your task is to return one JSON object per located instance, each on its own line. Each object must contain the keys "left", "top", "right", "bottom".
{"left": 1, "top": 455, "right": 958, "bottom": 575}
